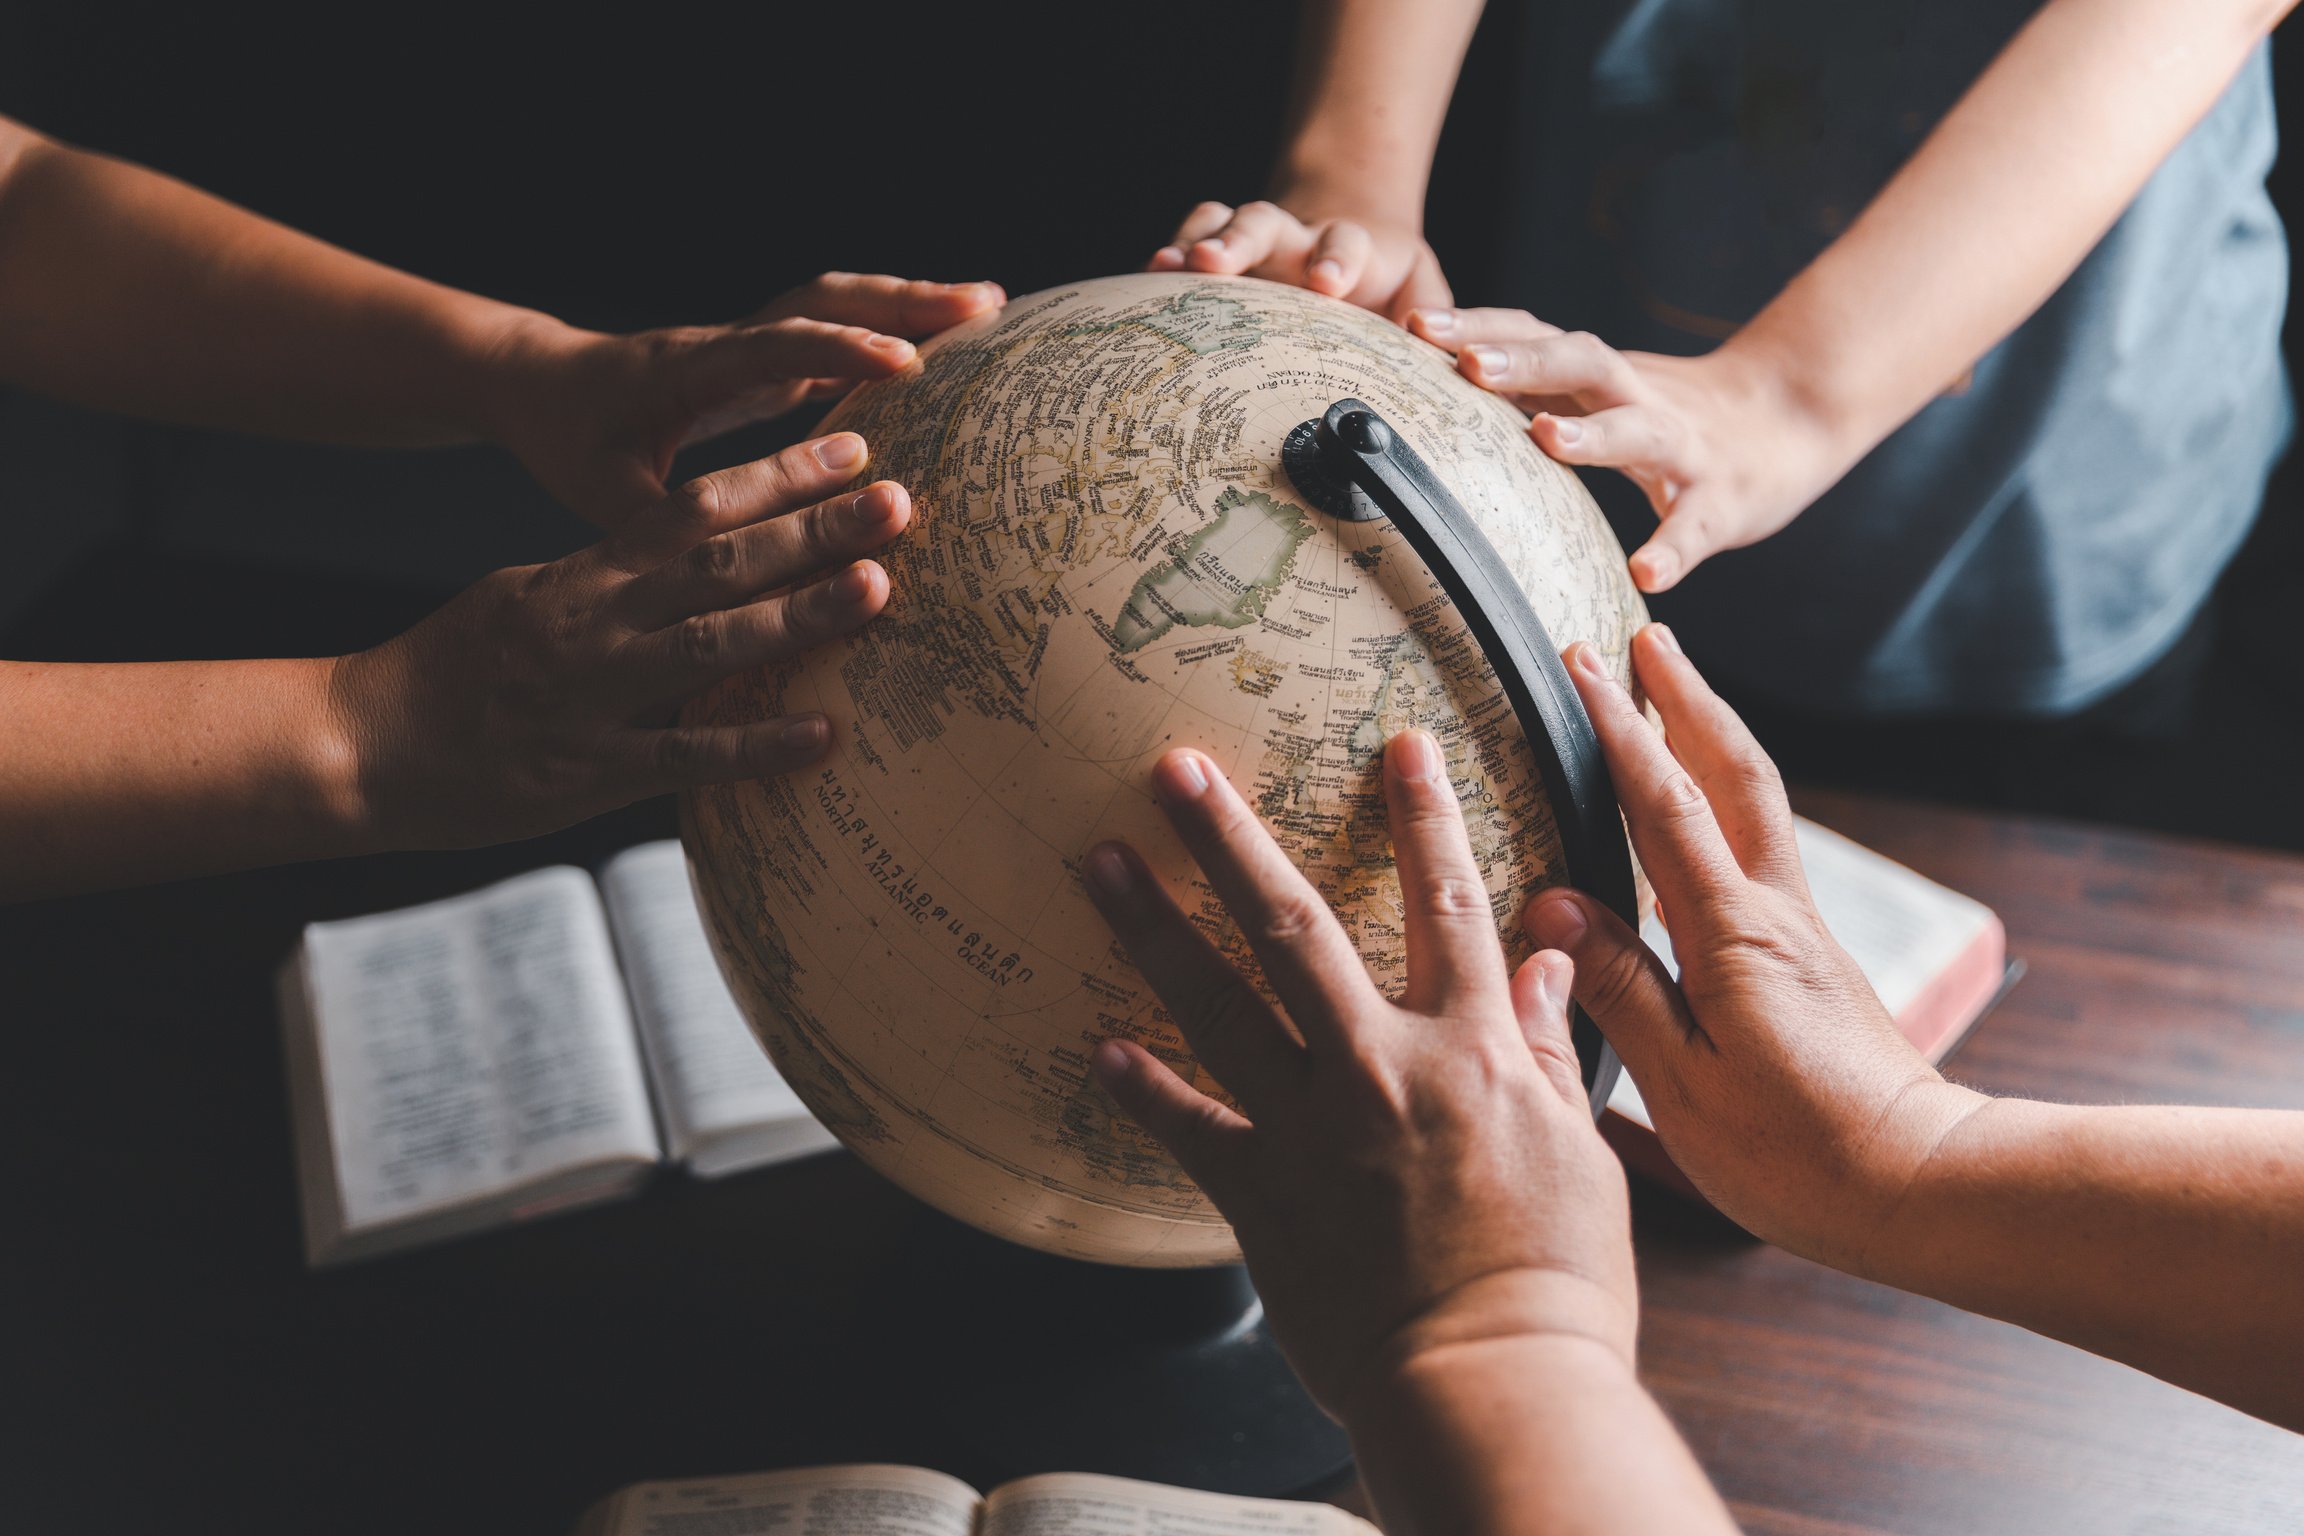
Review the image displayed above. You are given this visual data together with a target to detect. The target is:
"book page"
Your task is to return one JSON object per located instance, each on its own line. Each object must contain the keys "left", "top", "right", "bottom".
{"left": 1788, "top": 820, "right": 1996, "bottom": 1017}
{"left": 1608, "top": 816, "right": 1995, "bottom": 1129}
{"left": 592, "top": 1463, "right": 980, "bottom": 1536}
{"left": 600, "top": 841, "right": 837, "bottom": 1175}
{"left": 983, "top": 1474, "right": 1373, "bottom": 1536}
{"left": 301, "top": 866, "right": 659, "bottom": 1232}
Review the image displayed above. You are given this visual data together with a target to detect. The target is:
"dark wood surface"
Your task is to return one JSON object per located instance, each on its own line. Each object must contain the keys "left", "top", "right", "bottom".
{"left": 1619, "top": 790, "right": 2304, "bottom": 1535}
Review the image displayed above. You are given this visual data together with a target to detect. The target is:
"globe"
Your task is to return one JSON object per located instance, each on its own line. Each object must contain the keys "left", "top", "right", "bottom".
{"left": 680, "top": 274, "right": 1648, "bottom": 1266}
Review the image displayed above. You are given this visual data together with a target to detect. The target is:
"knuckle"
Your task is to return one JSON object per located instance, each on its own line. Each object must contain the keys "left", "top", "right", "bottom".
{"left": 687, "top": 531, "right": 746, "bottom": 584}
{"left": 1653, "top": 765, "right": 1711, "bottom": 820}
{"left": 1583, "top": 942, "right": 1653, "bottom": 1018}
{"left": 1253, "top": 890, "right": 1326, "bottom": 948}
{"left": 668, "top": 475, "right": 723, "bottom": 532}
{"left": 1410, "top": 871, "right": 1493, "bottom": 923}
{"left": 1714, "top": 914, "right": 1816, "bottom": 977}
{"left": 1454, "top": 1033, "right": 1532, "bottom": 1089}
{"left": 1726, "top": 740, "right": 1784, "bottom": 795}
{"left": 672, "top": 612, "right": 727, "bottom": 671}
{"left": 1189, "top": 200, "right": 1232, "bottom": 223}
{"left": 801, "top": 503, "right": 848, "bottom": 567}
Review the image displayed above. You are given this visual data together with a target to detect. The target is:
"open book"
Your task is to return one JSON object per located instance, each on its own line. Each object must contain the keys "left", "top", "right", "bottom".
{"left": 572, "top": 1463, "right": 1373, "bottom": 1536}
{"left": 1600, "top": 815, "right": 2018, "bottom": 1202}
{"left": 278, "top": 841, "right": 838, "bottom": 1266}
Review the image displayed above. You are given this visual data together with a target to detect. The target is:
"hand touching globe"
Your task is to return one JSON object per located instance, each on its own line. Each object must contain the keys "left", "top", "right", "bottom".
{"left": 679, "top": 274, "right": 1647, "bottom": 1265}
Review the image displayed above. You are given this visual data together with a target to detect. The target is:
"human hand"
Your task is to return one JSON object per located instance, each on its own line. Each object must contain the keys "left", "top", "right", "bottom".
{"left": 1148, "top": 198, "right": 1451, "bottom": 321}
{"left": 328, "top": 432, "right": 907, "bottom": 849}
{"left": 1083, "top": 731, "right": 1635, "bottom": 1422}
{"left": 480, "top": 273, "right": 1003, "bottom": 529}
{"left": 1405, "top": 308, "right": 1858, "bottom": 593}
{"left": 1524, "top": 626, "right": 1987, "bottom": 1272}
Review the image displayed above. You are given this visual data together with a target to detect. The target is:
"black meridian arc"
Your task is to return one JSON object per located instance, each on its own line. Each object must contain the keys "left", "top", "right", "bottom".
{"left": 1283, "top": 397, "right": 1632, "bottom": 1115}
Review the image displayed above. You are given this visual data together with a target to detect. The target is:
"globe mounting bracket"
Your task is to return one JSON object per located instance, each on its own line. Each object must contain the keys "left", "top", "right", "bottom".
{"left": 1284, "top": 398, "right": 1632, "bottom": 1115}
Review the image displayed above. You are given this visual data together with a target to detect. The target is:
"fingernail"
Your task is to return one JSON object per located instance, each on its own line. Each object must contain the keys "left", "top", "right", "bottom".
{"left": 1091, "top": 1039, "right": 1133, "bottom": 1087}
{"left": 1084, "top": 843, "right": 1136, "bottom": 898}
{"left": 1547, "top": 416, "right": 1583, "bottom": 448}
{"left": 1390, "top": 728, "right": 1443, "bottom": 782}
{"left": 1568, "top": 642, "right": 1611, "bottom": 683}
{"left": 1414, "top": 309, "right": 1456, "bottom": 338}
{"left": 1528, "top": 892, "right": 1587, "bottom": 948}
{"left": 1157, "top": 750, "right": 1212, "bottom": 801}
{"left": 1153, "top": 246, "right": 1184, "bottom": 266}
{"left": 1634, "top": 547, "right": 1682, "bottom": 590}
{"left": 845, "top": 483, "right": 902, "bottom": 530}
{"left": 782, "top": 714, "right": 829, "bottom": 752}
{"left": 868, "top": 334, "right": 915, "bottom": 359}
{"left": 832, "top": 563, "right": 878, "bottom": 603}
{"left": 1650, "top": 622, "right": 1683, "bottom": 656}
{"left": 1197, "top": 236, "right": 1227, "bottom": 253}
{"left": 1538, "top": 951, "right": 1575, "bottom": 1015}
{"left": 1467, "top": 345, "right": 1508, "bottom": 374}
{"left": 815, "top": 434, "right": 866, "bottom": 471}
{"left": 1310, "top": 259, "right": 1344, "bottom": 286}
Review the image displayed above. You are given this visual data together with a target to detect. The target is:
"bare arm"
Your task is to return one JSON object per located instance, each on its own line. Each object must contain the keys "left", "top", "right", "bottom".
{"left": 1431, "top": 0, "right": 2299, "bottom": 590}
{"left": 0, "top": 116, "right": 1002, "bottom": 527}
{"left": 0, "top": 436, "right": 910, "bottom": 901}
{"left": 1739, "top": 0, "right": 2297, "bottom": 462}
{"left": 0, "top": 118, "right": 527, "bottom": 446}
{"left": 1351, "top": 1334, "right": 1733, "bottom": 1536}
{"left": 1268, "top": 0, "right": 1482, "bottom": 237}
{"left": 1531, "top": 625, "right": 2304, "bottom": 1432}
{"left": 1870, "top": 1100, "right": 2304, "bottom": 1431}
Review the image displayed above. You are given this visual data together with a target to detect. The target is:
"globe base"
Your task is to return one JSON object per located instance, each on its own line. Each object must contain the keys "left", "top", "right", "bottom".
{"left": 878, "top": 1210, "right": 1354, "bottom": 1499}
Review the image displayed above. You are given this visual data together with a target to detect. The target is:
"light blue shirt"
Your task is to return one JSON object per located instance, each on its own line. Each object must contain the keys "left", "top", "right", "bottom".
{"left": 1495, "top": 2, "right": 2290, "bottom": 716}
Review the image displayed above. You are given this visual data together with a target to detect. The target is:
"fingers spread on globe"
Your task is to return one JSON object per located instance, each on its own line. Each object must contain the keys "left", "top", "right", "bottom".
{"left": 679, "top": 275, "right": 1648, "bottom": 1265}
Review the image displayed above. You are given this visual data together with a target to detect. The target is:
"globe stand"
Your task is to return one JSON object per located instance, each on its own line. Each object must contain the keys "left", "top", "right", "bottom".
{"left": 865, "top": 1207, "right": 1353, "bottom": 1498}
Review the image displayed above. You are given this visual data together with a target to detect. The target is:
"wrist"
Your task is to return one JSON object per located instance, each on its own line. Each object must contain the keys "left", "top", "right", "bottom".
{"left": 1344, "top": 1326, "right": 1645, "bottom": 1473}
{"left": 291, "top": 654, "right": 390, "bottom": 859}
{"left": 1708, "top": 317, "right": 1884, "bottom": 475}
{"left": 1338, "top": 1266, "right": 1639, "bottom": 1431}
{"left": 1270, "top": 149, "right": 1426, "bottom": 233}
{"left": 454, "top": 304, "right": 592, "bottom": 451}
{"left": 1840, "top": 1080, "right": 2000, "bottom": 1286}
{"left": 313, "top": 644, "right": 421, "bottom": 857}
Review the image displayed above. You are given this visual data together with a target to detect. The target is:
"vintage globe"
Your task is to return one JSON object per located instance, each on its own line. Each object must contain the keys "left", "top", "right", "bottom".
{"left": 680, "top": 274, "right": 1647, "bottom": 1266}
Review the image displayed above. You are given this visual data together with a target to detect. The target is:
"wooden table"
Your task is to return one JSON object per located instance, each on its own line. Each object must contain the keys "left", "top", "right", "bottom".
{"left": 1616, "top": 790, "right": 2304, "bottom": 1535}
{"left": 6, "top": 761, "right": 2303, "bottom": 1532}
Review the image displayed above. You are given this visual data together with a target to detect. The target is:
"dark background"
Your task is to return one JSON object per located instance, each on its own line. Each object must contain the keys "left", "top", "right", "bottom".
{"left": 3, "top": 6, "right": 2303, "bottom": 1533}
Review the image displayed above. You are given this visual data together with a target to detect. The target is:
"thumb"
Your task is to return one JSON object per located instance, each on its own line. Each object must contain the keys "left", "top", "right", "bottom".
{"left": 574, "top": 459, "right": 673, "bottom": 532}
{"left": 1523, "top": 889, "right": 1704, "bottom": 1088}
{"left": 1092, "top": 1039, "right": 1249, "bottom": 1202}
{"left": 674, "top": 319, "right": 913, "bottom": 419}
{"left": 1629, "top": 491, "right": 1740, "bottom": 594}
{"left": 1507, "top": 949, "right": 1589, "bottom": 1106}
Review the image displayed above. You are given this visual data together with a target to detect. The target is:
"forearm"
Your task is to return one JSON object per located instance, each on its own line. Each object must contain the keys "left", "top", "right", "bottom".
{"left": 1866, "top": 1097, "right": 2304, "bottom": 1430}
{"left": 0, "top": 657, "right": 376, "bottom": 899}
{"left": 1270, "top": 0, "right": 1484, "bottom": 222}
{"left": 0, "top": 121, "right": 552, "bottom": 446}
{"left": 1349, "top": 1337, "right": 1735, "bottom": 1536}
{"left": 1723, "top": 0, "right": 2293, "bottom": 462}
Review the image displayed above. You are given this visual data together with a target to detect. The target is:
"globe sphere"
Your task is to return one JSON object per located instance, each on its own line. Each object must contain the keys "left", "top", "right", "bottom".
{"left": 680, "top": 274, "right": 1647, "bottom": 1265}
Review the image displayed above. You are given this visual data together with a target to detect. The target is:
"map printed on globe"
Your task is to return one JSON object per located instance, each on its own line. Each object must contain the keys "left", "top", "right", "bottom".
{"left": 680, "top": 274, "right": 1648, "bottom": 1266}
